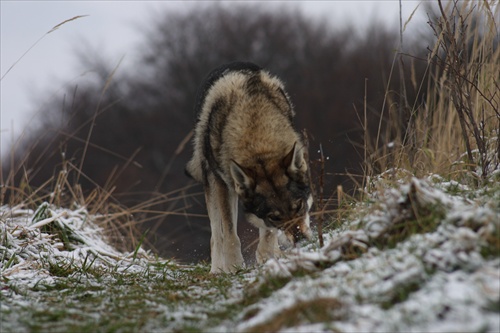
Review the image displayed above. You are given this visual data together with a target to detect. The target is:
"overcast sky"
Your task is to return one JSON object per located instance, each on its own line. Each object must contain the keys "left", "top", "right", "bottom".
{"left": 1, "top": 1, "right": 425, "bottom": 155}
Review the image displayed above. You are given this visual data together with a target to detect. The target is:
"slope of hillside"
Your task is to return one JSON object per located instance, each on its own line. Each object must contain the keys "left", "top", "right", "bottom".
{"left": 1, "top": 175, "right": 498, "bottom": 332}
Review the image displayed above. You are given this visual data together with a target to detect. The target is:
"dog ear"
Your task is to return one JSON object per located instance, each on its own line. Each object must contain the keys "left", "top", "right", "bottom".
{"left": 284, "top": 142, "right": 307, "bottom": 175}
{"left": 230, "top": 160, "right": 254, "bottom": 194}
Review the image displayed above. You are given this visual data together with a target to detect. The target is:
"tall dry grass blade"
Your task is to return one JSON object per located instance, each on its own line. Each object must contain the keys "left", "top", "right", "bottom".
{"left": 76, "top": 56, "right": 125, "bottom": 184}
{"left": 1, "top": 15, "right": 89, "bottom": 81}
{"left": 154, "top": 130, "right": 193, "bottom": 193}
{"left": 362, "top": 77, "right": 370, "bottom": 195}
{"left": 375, "top": 46, "right": 398, "bottom": 159}
{"left": 47, "top": 15, "right": 89, "bottom": 34}
{"left": 403, "top": 3, "right": 421, "bottom": 33}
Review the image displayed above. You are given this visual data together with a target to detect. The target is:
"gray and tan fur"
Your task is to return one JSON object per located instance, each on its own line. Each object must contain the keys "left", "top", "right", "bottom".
{"left": 186, "top": 62, "right": 312, "bottom": 273}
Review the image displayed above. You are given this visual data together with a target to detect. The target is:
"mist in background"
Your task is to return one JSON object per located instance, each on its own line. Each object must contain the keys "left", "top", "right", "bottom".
{"left": 1, "top": 1, "right": 425, "bottom": 154}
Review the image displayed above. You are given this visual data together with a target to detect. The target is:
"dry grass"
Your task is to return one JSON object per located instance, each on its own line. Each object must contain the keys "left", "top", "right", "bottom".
{"left": 0, "top": 15, "right": 206, "bottom": 254}
{"left": 2, "top": 17, "right": 145, "bottom": 252}
{"left": 361, "top": 0, "right": 499, "bottom": 193}
{"left": 1, "top": 15, "right": 89, "bottom": 81}
{"left": 2, "top": 1, "right": 498, "bottom": 257}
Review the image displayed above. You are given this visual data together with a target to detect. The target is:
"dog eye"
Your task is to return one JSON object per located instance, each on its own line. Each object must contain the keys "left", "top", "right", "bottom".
{"left": 267, "top": 213, "right": 281, "bottom": 223}
{"left": 294, "top": 199, "right": 304, "bottom": 212}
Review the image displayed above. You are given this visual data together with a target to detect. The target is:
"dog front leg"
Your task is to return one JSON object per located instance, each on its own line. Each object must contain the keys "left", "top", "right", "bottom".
{"left": 256, "top": 228, "right": 280, "bottom": 264}
{"left": 205, "top": 174, "right": 244, "bottom": 273}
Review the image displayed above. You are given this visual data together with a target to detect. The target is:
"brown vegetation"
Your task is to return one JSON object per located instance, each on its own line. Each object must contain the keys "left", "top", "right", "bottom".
{"left": 4, "top": 2, "right": 497, "bottom": 263}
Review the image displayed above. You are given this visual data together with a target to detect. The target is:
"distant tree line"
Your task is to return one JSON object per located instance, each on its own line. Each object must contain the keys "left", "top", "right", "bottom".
{"left": 3, "top": 5, "right": 429, "bottom": 262}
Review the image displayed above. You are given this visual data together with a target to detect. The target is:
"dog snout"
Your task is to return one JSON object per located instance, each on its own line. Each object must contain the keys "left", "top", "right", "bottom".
{"left": 286, "top": 223, "right": 311, "bottom": 245}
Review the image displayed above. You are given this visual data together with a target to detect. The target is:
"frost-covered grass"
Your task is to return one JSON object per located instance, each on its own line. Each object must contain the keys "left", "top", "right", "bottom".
{"left": 0, "top": 203, "right": 243, "bottom": 332}
{"left": 1, "top": 175, "right": 499, "bottom": 332}
{"left": 1, "top": 1, "right": 498, "bottom": 331}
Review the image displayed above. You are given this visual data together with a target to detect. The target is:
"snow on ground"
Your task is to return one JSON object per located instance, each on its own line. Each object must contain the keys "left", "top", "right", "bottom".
{"left": 229, "top": 177, "right": 500, "bottom": 332}
{"left": 1, "top": 202, "right": 150, "bottom": 293}
{"left": 1, "top": 175, "right": 499, "bottom": 332}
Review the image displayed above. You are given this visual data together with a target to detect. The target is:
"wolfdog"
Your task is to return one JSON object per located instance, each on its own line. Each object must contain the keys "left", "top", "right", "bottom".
{"left": 186, "top": 62, "right": 312, "bottom": 273}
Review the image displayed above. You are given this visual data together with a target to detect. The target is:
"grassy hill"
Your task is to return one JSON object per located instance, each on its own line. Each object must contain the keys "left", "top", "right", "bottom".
{"left": 1, "top": 172, "right": 498, "bottom": 332}
{"left": 1, "top": 1, "right": 499, "bottom": 332}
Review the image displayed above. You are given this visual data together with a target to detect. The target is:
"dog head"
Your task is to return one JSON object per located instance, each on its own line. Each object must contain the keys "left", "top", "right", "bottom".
{"left": 230, "top": 143, "right": 313, "bottom": 244}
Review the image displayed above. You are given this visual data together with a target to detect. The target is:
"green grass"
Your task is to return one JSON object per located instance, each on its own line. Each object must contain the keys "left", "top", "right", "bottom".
{"left": 0, "top": 202, "right": 255, "bottom": 332}
{"left": 2, "top": 171, "right": 499, "bottom": 332}
{"left": 373, "top": 202, "right": 446, "bottom": 250}
{"left": 1, "top": 260, "right": 246, "bottom": 332}
{"left": 380, "top": 281, "right": 422, "bottom": 310}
